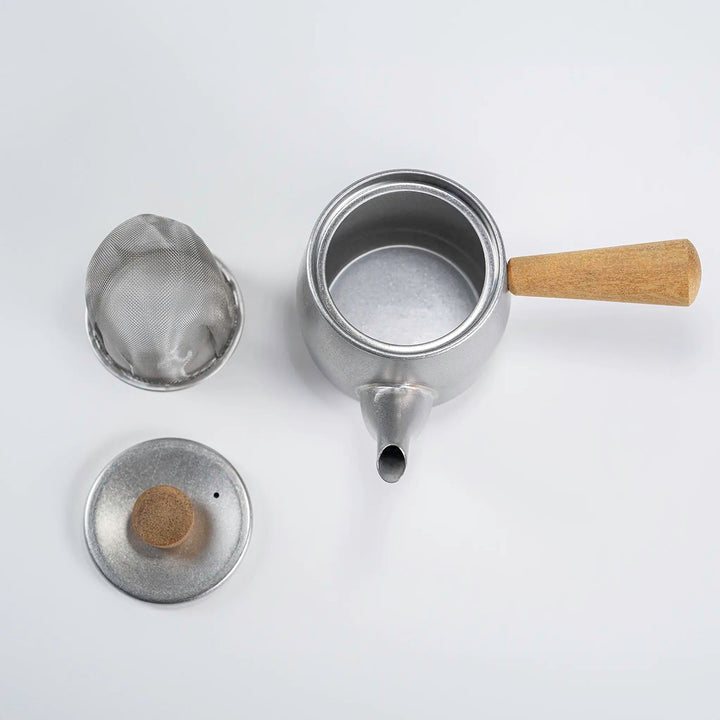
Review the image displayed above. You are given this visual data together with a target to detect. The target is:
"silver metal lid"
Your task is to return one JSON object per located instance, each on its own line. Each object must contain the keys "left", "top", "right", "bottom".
{"left": 84, "top": 438, "right": 252, "bottom": 603}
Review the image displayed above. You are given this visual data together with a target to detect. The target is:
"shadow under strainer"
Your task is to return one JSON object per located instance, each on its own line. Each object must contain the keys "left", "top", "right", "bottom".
{"left": 329, "top": 245, "right": 479, "bottom": 346}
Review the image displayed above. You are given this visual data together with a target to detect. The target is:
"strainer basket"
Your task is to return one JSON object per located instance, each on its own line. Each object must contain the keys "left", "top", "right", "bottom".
{"left": 85, "top": 214, "right": 243, "bottom": 390}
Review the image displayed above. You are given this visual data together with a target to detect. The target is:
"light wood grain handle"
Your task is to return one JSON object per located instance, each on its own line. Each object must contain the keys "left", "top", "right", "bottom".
{"left": 507, "top": 239, "right": 701, "bottom": 306}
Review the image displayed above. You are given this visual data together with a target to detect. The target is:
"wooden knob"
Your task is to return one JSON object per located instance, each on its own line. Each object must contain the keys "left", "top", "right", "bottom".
{"left": 131, "top": 485, "right": 195, "bottom": 548}
{"left": 507, "top": 239, "right": 701, "bottom": 306}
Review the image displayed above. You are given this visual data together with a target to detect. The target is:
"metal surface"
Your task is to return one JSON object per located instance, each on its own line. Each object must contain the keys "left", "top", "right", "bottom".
{"left": 84, "top": 438, "right": 252, "bottom": 603}
{"left": 330, "top": 246, "right": 479, "bottom": 345}
{"left": 298, "top": 169, "right": 510, "bottom": 480}
{"left": 85, "top": 215, "right": 244, "bottom": 391}
{"left": 358, "top": 384, "right": 435, "bottom": 482}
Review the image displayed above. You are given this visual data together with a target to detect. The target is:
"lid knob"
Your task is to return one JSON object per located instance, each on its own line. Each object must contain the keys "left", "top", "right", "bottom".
{"left": 131, "top": 485, "right": 195, "bottom": 548}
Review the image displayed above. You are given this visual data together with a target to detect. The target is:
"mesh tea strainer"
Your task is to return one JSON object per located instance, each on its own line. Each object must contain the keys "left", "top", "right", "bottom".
{"left": 85, "top": 214, "right": 243, "bottom": 390}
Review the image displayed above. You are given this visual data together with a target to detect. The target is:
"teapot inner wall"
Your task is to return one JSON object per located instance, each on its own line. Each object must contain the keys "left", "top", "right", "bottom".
{"left": 325, "top": 190, "right": 486, "bottom": 346}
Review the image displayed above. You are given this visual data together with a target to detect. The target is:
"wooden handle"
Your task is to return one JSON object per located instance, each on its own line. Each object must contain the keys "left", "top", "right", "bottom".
{"left": 507, "top": 239, "right": 701, "bottom": 306}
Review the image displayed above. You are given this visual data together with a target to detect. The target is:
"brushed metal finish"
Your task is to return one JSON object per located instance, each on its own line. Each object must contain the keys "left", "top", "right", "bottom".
{"left": 358, "top": 384, "right": 435, "bottom": 482}
{"left": 330, "top": 246, "right": 479, "bottom": 346}
{"left": 84, "top": 438, "right": 252, "bottom": 603}
{"left": 298, "top": 170, "right": 510, "bottom": 480}
{"left": 298, "top": 169, "right": 510, "bottom": 403}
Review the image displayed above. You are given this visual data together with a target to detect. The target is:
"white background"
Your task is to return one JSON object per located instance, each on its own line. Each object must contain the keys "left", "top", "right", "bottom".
{"left": 1, "top": 1, "right": 718, "bottom": 718}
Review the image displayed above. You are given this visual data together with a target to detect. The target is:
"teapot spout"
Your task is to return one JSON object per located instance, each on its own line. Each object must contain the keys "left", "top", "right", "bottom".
{"left": 357, "top": 384, "right": 435, "bottom": 483}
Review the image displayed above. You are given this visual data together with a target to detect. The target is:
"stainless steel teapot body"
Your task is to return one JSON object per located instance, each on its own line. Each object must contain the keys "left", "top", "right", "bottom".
{"left": 297, "top": 170, "right": 511, "bottom": 481}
